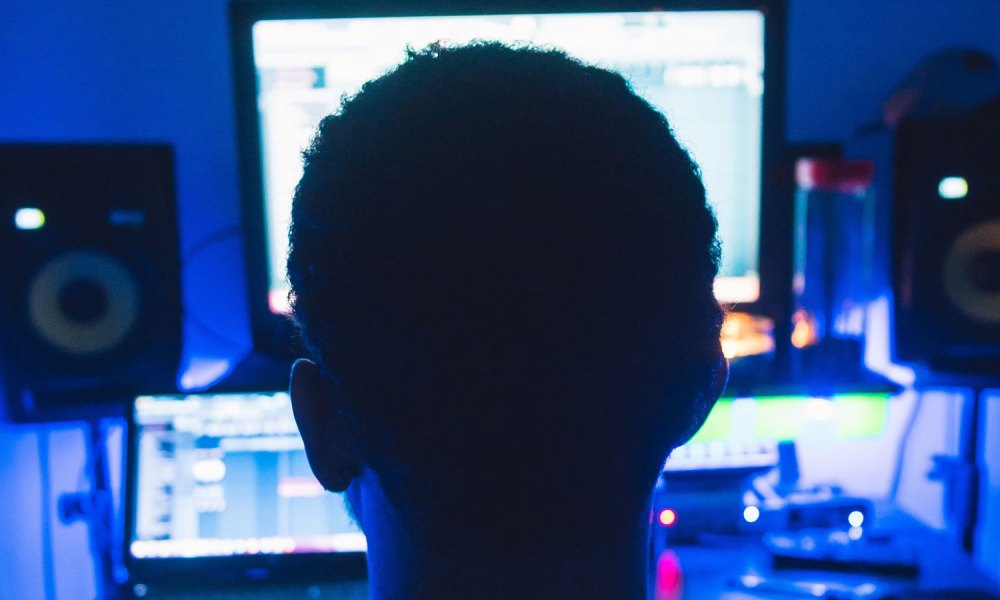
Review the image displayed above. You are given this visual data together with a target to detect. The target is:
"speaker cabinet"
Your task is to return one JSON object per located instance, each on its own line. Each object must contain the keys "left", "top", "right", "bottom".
{"left": 0, "top": 144, "right": 182, "bottom": 421}
{"left": 893, "top": 102, "right": 1000, "bottom": 376}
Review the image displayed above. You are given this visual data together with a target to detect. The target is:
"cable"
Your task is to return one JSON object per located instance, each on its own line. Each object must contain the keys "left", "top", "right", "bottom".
{"left": 889, "top": 391, "right": 924, "bottom": 502}
{"left": 38, "top": 427, "right": 57, "bottom": 600}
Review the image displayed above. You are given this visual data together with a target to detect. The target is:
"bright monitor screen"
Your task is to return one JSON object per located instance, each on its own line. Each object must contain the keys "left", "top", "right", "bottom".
{"left": 248, "top": 10, "right": 765, "bottom": 315}
{"left": 129, "top": 392, "right": 365, "bottom": 560}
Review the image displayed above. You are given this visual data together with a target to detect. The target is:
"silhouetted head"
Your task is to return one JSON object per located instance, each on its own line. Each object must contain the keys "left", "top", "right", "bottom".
{"left": 287, "top": 42, "right": 725, "bottom": 545}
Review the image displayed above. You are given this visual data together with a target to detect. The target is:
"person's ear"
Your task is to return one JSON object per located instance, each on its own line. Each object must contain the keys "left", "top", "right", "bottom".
{"left": 290, "top": 359, "right": 360, "bottom": 492}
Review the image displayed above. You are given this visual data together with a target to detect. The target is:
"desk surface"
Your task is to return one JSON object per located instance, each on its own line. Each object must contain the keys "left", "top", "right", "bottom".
{"left": 127, "top": 510, "right": 998, "bottom": 599}
{"left": 665, "top": 510, "right": 999, "bottom": 599}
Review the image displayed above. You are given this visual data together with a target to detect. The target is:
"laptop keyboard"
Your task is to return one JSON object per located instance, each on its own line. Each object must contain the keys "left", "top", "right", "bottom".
{"left": 128, "top": 581, "right": 369, "bottom": 599}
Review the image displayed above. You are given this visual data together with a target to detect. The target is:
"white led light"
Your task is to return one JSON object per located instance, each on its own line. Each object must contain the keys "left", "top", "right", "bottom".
{"left": 938, "top": 176, "right": 969, "bottom": 200}
{"left": 15, "top": 207, "right": 45, "bottom": 230}
{"left": 743, "top": 505, "right": 760, "bottom": 523}
{"left": 848, "top": 510, "right": 864, "bottom": 528}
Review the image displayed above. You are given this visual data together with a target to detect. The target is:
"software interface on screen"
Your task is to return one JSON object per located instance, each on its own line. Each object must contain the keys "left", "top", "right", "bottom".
{"left": 664, "top": 394, "right": 890, "bottom": 472}
{"left": 251, "top": 11, "right": 765, "bottom": 314}
{"left": 130, "top": 393, "right": 365, "bottom": 560}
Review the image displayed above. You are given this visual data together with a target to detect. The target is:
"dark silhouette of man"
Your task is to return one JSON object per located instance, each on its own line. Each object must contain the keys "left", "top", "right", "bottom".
{"left": 287, "top": 43, "right": 728, "bottom": 600}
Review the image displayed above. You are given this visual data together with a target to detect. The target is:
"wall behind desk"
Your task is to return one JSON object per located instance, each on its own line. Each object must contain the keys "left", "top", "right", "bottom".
{"left": 0, "top": 0, "right": 253, "bottom": 380}
{"left": 1, "top": 1, "right": 999, "bottom": 597}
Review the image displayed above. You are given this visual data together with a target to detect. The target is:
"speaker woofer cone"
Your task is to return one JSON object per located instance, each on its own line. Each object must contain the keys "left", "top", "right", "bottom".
{"left": 27, "top": 250, "right": 141, "bottom": 355}
{"left": 942, "top": 220, "right": 1000, "bottom": 326}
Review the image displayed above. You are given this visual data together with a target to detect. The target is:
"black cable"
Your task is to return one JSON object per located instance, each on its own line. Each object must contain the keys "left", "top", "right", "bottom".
{"left": 38, "top": 427, "right": 58, "bottom": 600}
{"left": 889, "top": 391, "right": 924, "bottom": 502}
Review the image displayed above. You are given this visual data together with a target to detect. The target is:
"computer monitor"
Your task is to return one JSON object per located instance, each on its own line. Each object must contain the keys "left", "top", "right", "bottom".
{"left": 231, "top": 1, "right": 789, "bottom": 355}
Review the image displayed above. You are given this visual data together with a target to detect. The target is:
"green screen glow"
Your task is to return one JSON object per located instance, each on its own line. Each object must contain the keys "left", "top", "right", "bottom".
{"left": 687, "top": 393, "right": 890, "bottom": 443}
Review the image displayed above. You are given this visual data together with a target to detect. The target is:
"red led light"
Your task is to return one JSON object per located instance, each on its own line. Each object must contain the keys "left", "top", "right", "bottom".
{"left": 658, "top": 509, "right": 677, "bottom": 527}
{"left": 655, "top": 550, "right": 684, "bottom": 600}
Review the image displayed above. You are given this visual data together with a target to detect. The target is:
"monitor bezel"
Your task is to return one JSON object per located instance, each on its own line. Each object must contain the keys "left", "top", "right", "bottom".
{"left": 230, "top": 0, "right": 790, "bottom": 359}
{"left": 122, "top": 393, "right": 367, "bottom": 586}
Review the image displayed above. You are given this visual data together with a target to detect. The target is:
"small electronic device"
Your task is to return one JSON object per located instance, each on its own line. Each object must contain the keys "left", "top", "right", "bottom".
{"left": 764, "top": 529, "right": 920, "bottom": 578}
{"left": 746, "top": 494, "right": 874, "bottom": 533}
{"left": 653, "top": 394, "right": 889, "bottom": 549}
{"left": 732, "top": 574, "right": 892, "bottom": 600}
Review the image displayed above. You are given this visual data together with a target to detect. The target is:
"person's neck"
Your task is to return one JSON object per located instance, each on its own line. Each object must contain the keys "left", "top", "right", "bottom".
{"left": 367, "top": 530, "right": 650, "bottom": 600}
{"left": 354, "top": 473, "right": 651, "bottom": 600}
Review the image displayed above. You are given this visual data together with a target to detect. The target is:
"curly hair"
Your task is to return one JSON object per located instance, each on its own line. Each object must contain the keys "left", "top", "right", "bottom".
{"left": 288, "top": 42, "right": 723, "bottom": 530}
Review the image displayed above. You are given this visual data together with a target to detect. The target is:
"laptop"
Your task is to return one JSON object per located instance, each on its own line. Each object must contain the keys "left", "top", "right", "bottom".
{"left": 124, "top": 391, "right": 369, "bottom": 599}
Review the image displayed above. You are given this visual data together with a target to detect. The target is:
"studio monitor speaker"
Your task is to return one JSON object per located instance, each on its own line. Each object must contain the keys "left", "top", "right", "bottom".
{"left": 0, "top": 144, "right": 182, "bottom": 422}
{"left": 893, "top": 101, "right": 1000, "bottom": 376}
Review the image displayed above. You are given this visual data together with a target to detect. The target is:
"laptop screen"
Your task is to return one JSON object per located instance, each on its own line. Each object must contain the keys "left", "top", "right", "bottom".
{"left": 128, "top": 391, "right": 366, "bottom": 561}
